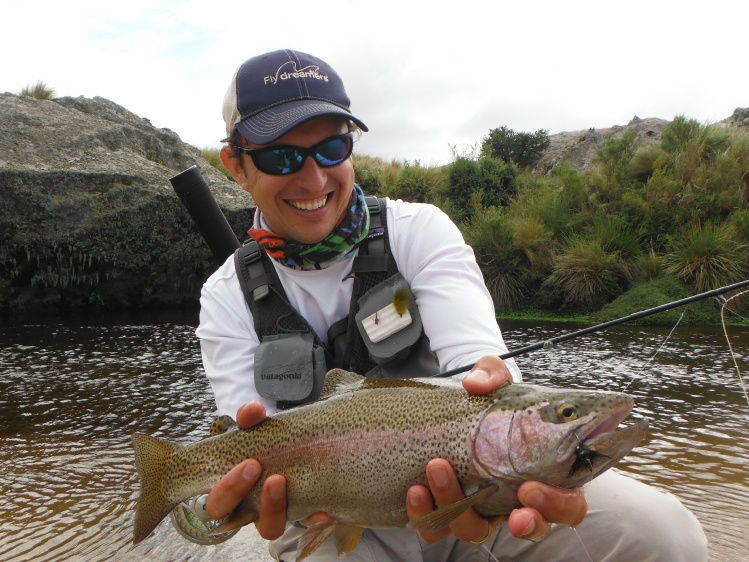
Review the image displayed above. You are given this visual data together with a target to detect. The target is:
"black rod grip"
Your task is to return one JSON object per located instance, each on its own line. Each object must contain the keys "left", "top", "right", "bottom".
{"left": 170, "top": 165, "right": 241, "bottom": 262}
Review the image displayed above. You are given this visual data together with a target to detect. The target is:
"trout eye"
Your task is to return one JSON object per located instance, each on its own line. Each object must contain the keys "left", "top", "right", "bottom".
{"left": 557, "top": 403, "right": 578, "bottom": 422}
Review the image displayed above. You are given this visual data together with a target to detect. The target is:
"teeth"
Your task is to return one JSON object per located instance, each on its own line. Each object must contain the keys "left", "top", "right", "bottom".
{"left": 289, "top": 195, "right": 327, "bottom": 211}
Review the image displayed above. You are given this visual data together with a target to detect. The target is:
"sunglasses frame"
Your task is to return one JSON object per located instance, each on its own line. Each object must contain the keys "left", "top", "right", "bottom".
{"left": 233, "top": 132, "right": 354, "bottom": 176}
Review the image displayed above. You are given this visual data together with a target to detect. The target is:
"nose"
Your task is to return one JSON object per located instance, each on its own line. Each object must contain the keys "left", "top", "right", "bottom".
{"left": 293, "top": 154, "right": 327, "bottom": 189}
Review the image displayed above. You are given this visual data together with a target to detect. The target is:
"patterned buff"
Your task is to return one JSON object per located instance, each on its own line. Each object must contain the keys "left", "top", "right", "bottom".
{"left": 248, "top": 184, "right": 370, "bottom": 270}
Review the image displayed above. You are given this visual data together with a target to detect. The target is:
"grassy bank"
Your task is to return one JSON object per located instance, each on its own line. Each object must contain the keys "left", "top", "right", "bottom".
{"left": 203, "top": 117, "right": 749, "bottom": 325}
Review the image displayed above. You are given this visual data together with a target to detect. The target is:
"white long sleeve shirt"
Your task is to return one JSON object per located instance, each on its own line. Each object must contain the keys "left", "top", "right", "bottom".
{"left": 197, "top": 198, "right": 521, "bottom": 416}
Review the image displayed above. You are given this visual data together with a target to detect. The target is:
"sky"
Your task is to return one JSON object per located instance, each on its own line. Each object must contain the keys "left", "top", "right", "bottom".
{"left": 3, "top": 0, "right": 747, "bottom": 166}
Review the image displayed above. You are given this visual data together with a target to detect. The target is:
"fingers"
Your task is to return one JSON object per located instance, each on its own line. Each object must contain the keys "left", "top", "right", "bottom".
{"left": 406, "top": 484, "right": 451, "bottom": 544}
{"left": 507, "top": 508, "right": 550, "bottom": 542}
{"left": 254, "top": 474, "right": 289, "bottom": 540}
{"left": 206, "top": 459, "right": 261, "bottom": 520}
{"left": 299, "top": 511, "right": 336, "bottom": 527}
{"left": 518, "top": 481, "right": 587, "bottom": 527}
{"left": 462, "top": 356, "right": 513, "bottom": 395}
{"left": 208, "top": 403, "right": 288, "bottom": 540}
{"left": 236, "top": 401, "right": 267, "bottom": 428}
{"left": 507, "top": 482, "right": 587, "bottom": 541}
{"left": 421, "top": 459, "right": 497, "bottom": 543}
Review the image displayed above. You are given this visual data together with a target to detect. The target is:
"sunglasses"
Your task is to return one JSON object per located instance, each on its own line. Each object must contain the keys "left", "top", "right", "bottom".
{"left": 233, "top": 133, "right": 354, "bottom": 176}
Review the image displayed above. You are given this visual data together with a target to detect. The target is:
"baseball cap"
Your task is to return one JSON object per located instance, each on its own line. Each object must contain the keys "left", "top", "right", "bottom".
{"left": 223, "top": 49, "right": 368, "bottom": 144}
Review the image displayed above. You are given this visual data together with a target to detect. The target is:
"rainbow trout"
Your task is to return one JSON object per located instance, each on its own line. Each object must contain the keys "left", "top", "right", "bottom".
{"left": 132, "top": 370, "right": 647, "bottom": 559}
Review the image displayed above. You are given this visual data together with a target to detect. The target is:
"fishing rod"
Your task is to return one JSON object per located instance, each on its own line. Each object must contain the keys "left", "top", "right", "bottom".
{"left": 170, "top": 166, "right": 241, "bottom": 262}
{"left": 437, "top": 278, "right": 749, "bottom": 378}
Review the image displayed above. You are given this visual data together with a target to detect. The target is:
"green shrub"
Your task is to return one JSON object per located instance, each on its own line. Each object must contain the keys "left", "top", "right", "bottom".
{"left": 629, "top": 144, "right": 664, "bottom": 182}
{"left": 591, "top": 130, "right": 638, "bottom": 201}
{"left": 661, "top": 116, "right": 731, "bottom": 186}
{"left": 463, "top": 207, "right": 525, "bottom": 309}
{"left": 638, "top": 247, "right": 662, "bottom": 280}
{"left": 353, "top": 154, "right": 403, "bottom": 197}
{"left": 20, "top": 81, "right": 56, "bottom": 100}
{"left": 731, "top": 209, "right": 749, "bottom": 243}
{"left": 586, "top": 215, "right": 642, "bottom": 282}
{"left": 387, "top": 161, "right": 439, "bottom": 203}
{"left": 447, "top": 156, "right": 517, "bottom": 221}
{"left": 513, "top": 214, "right": 552, "bottom": 273}
{"left": 663, "top": 222, "right": 747, "bottom": 293}
{"left": 543, "top": 237, "right": 622, "bottom": 310}
{"left": 517, "top": 184, "right": 576, "bottom": 240}
{"left": 480, "top": 126, "right": 550, "bottom": 168}
{"left": 555, "top": 162, "right": 589, "bottom": 210}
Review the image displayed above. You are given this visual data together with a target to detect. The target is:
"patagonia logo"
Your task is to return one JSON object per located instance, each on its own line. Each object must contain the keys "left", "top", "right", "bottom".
{"left": 367, "top": 226, "right": 385, "bottom": 239}
{"left": 261, "top": 372, "right": 303, "bottom": 381}
{"left": 264, "top": 61, "right": 329, "bottom": 85}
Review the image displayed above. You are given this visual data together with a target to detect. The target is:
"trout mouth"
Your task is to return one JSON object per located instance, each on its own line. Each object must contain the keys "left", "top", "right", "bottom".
{"left": 565, "top": 411, "right": 649, "bottom": 480}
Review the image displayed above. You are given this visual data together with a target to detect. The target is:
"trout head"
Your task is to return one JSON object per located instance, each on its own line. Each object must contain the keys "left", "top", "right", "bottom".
{"left": 472, "top": 384, "right": 648, "bottom": 490}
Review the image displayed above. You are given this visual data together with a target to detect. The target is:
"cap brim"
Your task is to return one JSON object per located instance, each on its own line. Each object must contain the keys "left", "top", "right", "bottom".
{"left": 236, "top": 100, "right": 368, "bottom": 145}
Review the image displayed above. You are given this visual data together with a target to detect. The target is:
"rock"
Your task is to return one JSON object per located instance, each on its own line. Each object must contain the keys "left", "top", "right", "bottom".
{"left": 0, "top": 93, "right": 254, "bottom": 315}
{"left": 535, "top": 106, "right": 748, "bottom": 175}
{"left": 534, "top": 117, "right": 670, "bottom": 174}
{"left": 721, "top": 107, "right": 749, "bottom": 127}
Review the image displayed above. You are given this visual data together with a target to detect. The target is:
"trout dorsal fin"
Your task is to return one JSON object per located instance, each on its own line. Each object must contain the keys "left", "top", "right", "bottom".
{"left": 406, "top": 483, "right": 499, "bottom": 532}
{"left": 317, "top": 369, "right": 366, "bottom": 400}
{"left": 210, "top": 415, "right": 236, "bottom": 436}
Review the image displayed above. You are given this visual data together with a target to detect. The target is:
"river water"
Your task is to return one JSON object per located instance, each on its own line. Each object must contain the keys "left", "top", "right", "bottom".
{"left": 0, "top": 313, "right": 747, "bottom": 561}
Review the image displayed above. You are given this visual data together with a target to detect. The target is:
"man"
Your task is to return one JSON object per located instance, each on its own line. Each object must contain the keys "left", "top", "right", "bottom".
{"left": 196, "top": 49, "right": 707, "bottom": 561}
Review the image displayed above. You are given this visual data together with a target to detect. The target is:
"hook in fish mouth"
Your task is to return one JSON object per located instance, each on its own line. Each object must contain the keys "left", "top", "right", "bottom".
{"left": 569, "top": 441, "right": 609, "bottom": 476}
{"left": 568, "top": 417, "right": 649, "bottom": 477}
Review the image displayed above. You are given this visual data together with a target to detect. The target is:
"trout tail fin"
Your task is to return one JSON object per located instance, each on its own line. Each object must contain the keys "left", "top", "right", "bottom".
{"left": 131, "top": 432, "right": 182, "bottom": 544}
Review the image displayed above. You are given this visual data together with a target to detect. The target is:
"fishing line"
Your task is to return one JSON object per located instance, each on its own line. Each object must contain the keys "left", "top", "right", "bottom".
{"left": 479, "top": 543, "right": 500, "bottom": 562}
{"left": 720, "top": 290, "right": 749, "bottom": 408}
{"left": 571, "top": 526, "right": 595, "bottom": 562}
{"left": 621, "top": 310, "right": 685, "bottom": 393}
{"left": 435, "top": 279, "right": 749, "bottom": 379}
{"left": 718, "top": 295, "right": 749, "bottom": 324}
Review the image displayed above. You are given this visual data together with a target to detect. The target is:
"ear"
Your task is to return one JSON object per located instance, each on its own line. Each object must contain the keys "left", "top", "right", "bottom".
{"left": 220, "top": 146, "right": 251, "bottom": 191}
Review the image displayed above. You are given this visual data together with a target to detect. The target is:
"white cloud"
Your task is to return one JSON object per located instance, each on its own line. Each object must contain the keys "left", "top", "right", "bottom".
{"left": 3, "top": 0, "right": 747, "bottom": 164}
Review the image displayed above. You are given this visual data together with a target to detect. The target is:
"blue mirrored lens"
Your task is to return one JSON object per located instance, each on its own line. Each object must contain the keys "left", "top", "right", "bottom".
{"left": 246, "top": 133, "right": 354, "bottom": 175}
{"left": 315, "top": 136, "right": 353, "bottom": 166}
{"left": 254, "top": 150, "right": 304, "bottom": 175}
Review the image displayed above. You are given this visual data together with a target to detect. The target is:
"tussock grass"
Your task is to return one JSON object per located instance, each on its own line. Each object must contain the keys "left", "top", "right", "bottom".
{"left": 20, "top": 81, "right": 56, "bottom": 100}
{"left": 663, "top": 222, "right": 747, "bottom": 293}
{"left": 544, "top": 238, "right": 621, "bottom": 309}
{"left": 200, "top": 148, "right": 234, "bottom": 182}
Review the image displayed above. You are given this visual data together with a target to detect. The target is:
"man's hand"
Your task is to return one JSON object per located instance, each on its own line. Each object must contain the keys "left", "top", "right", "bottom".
{"left": 205, "top": 402, "right": 289, "bottom": 540}
{"left": 406, "top": 356, "right": 588, "bottom": 544}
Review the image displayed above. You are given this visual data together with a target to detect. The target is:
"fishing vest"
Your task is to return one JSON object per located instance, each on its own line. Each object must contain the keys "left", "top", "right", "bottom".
{"left": 234, "top": 196, "right": 439, "bottom": 409}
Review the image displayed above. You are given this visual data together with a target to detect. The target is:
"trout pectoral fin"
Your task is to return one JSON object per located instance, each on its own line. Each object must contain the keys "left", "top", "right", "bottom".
{"left": 406, "top": 484, "right": 500, "bottom": 532}
{"left": 297, "top": 520, "right": 338, "bottom": 561}
{"left": 332, "top": 524, "right": 363, "bottom": 558}
{"left": 210, "top": 497, "right": 259, "bottom": 535}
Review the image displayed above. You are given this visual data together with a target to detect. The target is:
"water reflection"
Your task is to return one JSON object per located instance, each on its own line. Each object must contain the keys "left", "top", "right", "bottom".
{"left": 0, "top": 316, "right": 747, "bottom": 561}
